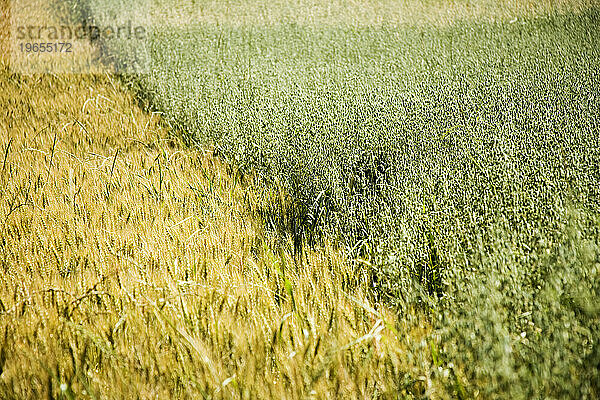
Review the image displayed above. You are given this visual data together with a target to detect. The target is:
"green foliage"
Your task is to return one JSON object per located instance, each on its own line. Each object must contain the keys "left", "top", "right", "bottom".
{"left": 439, "top": 206, "right": 600, "bottom": 398}
{"left": 76, "top": 1, "right": 600, "bottom": 396}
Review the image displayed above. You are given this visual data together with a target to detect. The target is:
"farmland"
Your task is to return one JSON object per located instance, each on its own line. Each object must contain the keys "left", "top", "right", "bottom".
{"left": 2, "top": 0, "right": 600, "bottom": 398}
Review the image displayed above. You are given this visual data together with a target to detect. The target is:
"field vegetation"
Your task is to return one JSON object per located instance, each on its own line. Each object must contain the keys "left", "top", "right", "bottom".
{"left": 77, "top": 0, "right": 600, "bottom": 397}
{"left": 2, "top": 0, "right": 599, "bottom": 398}
{"left": 1, "top": 2, "right": 437, "bottom": 398}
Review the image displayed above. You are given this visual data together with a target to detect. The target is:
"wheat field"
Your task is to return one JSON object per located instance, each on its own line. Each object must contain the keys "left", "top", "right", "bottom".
{"left": 0, "top": 2, "right": 436, "bottom": 398}
{"left": 2, "top": 0, "right": 599, "bottom": 398}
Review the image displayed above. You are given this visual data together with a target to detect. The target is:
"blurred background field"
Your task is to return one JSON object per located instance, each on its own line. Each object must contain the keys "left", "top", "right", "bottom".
{"left": 1, "top": 0, "right": 599, "bottom": 398}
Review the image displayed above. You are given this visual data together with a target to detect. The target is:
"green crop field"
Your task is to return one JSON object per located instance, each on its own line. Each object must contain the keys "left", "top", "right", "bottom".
{"left": 77, "top": 0, "right": 600, "bottom": 397}
{"left": 5, "top": 0, "right": 599, "bottom": 397}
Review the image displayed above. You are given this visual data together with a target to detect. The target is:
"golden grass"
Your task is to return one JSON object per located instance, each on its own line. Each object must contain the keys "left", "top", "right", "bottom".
{"left": 0, "top": 3, "right": 436, "bottom": 398}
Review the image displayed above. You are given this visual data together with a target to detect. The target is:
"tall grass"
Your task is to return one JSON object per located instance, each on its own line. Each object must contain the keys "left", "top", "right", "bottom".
{"left": 0, "top": 55, "right": 434, "bottom": 399}
{"left": 24, "top": 0, "right": 600, "bottom": 397}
